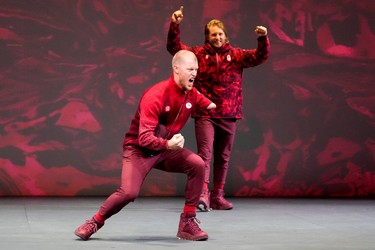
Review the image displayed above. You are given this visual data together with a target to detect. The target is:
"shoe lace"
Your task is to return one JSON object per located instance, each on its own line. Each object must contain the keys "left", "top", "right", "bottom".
{"left": 213, "top": 191, "right": 230, "bottom": 204}
{"left": 186, "top": 217, "right": 202, "bottom": 232}
{"left": 216, "top": 195, "right": 227, "bottom": 204}
{"left": 82, "top": 219, "right": 100, "bottom": 233}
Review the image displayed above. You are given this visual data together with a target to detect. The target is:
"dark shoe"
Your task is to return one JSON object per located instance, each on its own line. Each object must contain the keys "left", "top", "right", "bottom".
{"left": 176, "top": 213, "right": 208, "bottom": 241}
{"left": 197, "top": 189, "right": 211, "bottom": 212}
{"left": 210, "top": 189, "right": 233, "bottom": 210}
{"left": 74, "top": 216, "right": 104, "bottom": 241}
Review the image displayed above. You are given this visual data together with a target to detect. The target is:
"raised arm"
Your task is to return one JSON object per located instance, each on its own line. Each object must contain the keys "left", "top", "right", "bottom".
{"left": 171, "top": 6, "right": 183, "bottom": 24}
{"left": 239, "top": 25, "right": 270, "bottom": 68}
{"left": 254, "top": 25, "right": 268, "bottom": 37}
{"left": 167, "top": 5, "right": 191, "bottom": 55}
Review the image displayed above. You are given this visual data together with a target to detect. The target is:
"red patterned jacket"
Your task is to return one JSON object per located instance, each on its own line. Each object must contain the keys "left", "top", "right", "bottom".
{"left": 167, "top": 22, "right": 270, "bottom": 119}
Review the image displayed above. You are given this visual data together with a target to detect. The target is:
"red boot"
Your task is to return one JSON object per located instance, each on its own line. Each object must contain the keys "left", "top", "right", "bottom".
{"left": 74, "top": 216, "right": 104, "bottom": 241}
{"left": 197, "top": 189, "right": 211, "bottom": 212}
{"left": 210, "top": 189, "right": 233, "bottom": 210}
{"left": 176, "top": 212, "right": 208, "bottom": 241}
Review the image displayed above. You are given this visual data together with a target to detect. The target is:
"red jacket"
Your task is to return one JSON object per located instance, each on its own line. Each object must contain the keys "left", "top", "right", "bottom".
{"left": 167, "top": 22, "right": 270, "bottom": 119}
{"left": 123, "top": 75, "right": 212, "bottom": 152}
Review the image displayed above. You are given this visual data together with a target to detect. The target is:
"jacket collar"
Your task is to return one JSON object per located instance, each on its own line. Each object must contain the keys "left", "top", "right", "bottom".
{"left": 204, "top": 42, "right": 231, "bottom": 55}
{"left": 169, "top": 74, "right": 187, "bottom": 94}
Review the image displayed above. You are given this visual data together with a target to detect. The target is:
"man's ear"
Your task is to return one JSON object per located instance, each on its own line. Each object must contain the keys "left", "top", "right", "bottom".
{"left": 173, "top": 65, "right": 179, "bottom": 74}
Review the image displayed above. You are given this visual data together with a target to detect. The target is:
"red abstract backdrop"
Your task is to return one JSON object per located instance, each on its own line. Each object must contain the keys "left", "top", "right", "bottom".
{"left": 0, "top": 0, "right": 374, "bottom": 197}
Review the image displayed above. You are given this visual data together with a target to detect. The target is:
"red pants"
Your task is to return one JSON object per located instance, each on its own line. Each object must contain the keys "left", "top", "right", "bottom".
{"left": 98, "top": 145, "right": 205, "bottom": 219}
{"left": 195, "top": 118, "right": 237, "bottom": 186}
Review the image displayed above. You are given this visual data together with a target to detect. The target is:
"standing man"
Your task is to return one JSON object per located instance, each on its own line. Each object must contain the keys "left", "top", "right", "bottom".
{"left": 167, "top": 6, "right": 270, "bottom": 211}
{"left": 74, "top": 50, "right": 216, "bottom": 241}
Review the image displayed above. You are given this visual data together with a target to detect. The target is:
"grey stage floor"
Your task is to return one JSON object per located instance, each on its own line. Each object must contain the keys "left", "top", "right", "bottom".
{"left": 0, "top": 197, "right": 374, "bottom": 250}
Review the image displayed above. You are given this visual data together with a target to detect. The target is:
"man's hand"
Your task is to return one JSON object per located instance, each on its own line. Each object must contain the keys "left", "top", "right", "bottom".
{"left": 167, "top": 133, "right": 185, "bottom": 150}
{"left": 255, "top": 26, "right": 268, "bottom": 37}
{"left": 171, "top": 6, "right": 184, "bottom": 24}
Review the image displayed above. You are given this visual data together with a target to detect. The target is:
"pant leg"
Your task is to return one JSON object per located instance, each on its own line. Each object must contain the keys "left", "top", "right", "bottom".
{"left": 212, "top": 119, "right": 237, "bottom": 185}
{"left": 194, "top": 118, "right": 215, "bottom": 184}
{"left": 155, "top": 147, "right": 205, "bottom": 207}
{"left": 98, "top": 146, "right": 158, "bottom": 219}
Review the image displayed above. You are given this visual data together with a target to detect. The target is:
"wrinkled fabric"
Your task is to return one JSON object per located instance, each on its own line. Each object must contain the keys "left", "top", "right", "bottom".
{"left": 123, "top": 74, "right": 212, "bottom": 152}
{"left": 167, "top": 22, "right": 270, "bottom": 119}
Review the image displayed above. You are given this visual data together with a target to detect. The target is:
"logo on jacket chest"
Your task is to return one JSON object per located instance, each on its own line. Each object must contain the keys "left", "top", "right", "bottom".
{"left": 165, "top": 102, "right": 192, "bottom": 112}
{"left": 205, "top": 54, "right": 231, "bottom": 61}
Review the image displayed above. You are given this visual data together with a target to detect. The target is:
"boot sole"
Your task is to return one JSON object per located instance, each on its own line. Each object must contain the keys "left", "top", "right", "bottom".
{"left": 197, "top": 203, "right": 212, "bottom": 212}
{"left": 210, "top": 204, "right": 233, "bottom": 210}
{"left": 197, "top": 198, "right": 212, "bottom": 212}
{"left": 74, "top": 231, "right": 90, "bottom": 241}
{"left": 177, "top": 232, "right": 208, "bottom": 241}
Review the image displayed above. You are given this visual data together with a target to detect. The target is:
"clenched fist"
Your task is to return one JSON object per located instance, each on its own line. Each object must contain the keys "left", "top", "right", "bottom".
{"left": 167, "top": 133, "right": 185, "bottom": 150}
{"left": 254, "top": 26, "right": 268, "bottom": 37}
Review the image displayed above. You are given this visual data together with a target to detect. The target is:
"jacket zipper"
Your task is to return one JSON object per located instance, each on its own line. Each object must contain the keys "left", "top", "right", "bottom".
{"left": 215, "top": 53, "right": 220, "bottom": 75}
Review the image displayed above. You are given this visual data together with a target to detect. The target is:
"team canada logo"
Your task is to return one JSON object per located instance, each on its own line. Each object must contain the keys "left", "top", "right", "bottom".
{"left": 186, "top": 103, "right": 192, "bottom": 109}
{"left": 165, "top": 106, "right": 171, "bottom": 112}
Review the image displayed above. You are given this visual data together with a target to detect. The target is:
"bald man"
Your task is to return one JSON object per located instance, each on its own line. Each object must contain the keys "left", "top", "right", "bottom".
{"left": 74, "top": 50, "right": 216, "bottom": 241}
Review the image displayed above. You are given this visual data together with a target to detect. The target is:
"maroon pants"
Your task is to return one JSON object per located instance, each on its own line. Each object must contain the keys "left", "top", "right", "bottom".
{"left": 98, "top": 145, "right": 205, "bottom": 219}
{"left": 195, "top": 118, "right": 237, "bottom": 186}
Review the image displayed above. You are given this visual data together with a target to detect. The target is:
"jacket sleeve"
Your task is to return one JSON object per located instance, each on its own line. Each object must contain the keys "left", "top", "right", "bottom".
{"left": 167, "top": 22, "right": 192, "bottom": 55}
{"left": 240, "top": 36, "right": 270, "bottom": 68}
{"left": 137, "top": 93, "right": 169, "bottom": 151}
{"left": 193, "top": 88, "right": 214, "bottom": 110}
